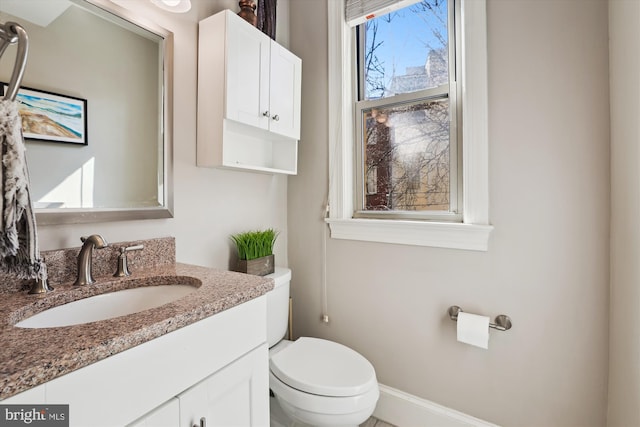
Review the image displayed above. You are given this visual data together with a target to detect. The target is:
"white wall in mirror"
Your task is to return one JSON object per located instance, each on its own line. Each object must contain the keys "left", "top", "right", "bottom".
{"left": 0, "top": 2, "right": 162, "bottom": 210}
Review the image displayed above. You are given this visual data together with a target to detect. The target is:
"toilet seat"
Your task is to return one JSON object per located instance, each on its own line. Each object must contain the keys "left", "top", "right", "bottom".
{"left": 269, "top": 337, "right": 378, "bottom": 397}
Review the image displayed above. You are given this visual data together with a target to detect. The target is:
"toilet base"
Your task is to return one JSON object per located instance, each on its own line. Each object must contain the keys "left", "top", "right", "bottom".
{"left": 270, "top": 393, "right": 369, "bottom": 427}
{"left": 270, "top": 394, "right": 303, "bottom": 427}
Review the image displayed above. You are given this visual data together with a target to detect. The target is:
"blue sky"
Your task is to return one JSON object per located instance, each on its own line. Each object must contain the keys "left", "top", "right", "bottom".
{"left": 364, "top": 0, "right": 448, "bottom": 96}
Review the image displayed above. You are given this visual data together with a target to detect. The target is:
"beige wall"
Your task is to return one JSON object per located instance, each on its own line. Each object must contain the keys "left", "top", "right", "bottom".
{"left": 32, "top": 0, "right": 290, "bottom": 270}
{"left": 4, "top": 0, "right": 624, "bottom": 424}
{"left": 288, "top": 0, "right": 610, "bottom": 425}
{"left": 608, "top": 0, "right": 640, "bottom": 425}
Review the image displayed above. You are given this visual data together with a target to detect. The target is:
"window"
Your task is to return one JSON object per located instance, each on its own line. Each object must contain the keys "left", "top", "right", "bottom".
{"left": 355, "top": 1, "right": 460, "bottom": 221}
{"left": 326, "top": 0, "right": 492, "bottom": 251}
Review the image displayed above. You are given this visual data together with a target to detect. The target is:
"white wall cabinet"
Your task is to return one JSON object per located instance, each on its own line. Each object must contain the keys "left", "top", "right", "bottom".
{"left": 197, "top": 10, "right": 301, "bottom": 174}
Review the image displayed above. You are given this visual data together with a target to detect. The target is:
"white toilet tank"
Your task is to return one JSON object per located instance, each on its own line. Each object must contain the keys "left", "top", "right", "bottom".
{"left": 265, "top": 267, "right": 292, "bottom": 348}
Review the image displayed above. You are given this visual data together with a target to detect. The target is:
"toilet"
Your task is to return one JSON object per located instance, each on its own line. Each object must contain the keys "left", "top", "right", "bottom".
{"left": 266, "top": 268, "right": 379, "bottom": 426}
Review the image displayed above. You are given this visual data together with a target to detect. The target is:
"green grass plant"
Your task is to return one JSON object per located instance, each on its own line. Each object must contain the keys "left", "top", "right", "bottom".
{"left": 230, "top": 229, "right": 278, "bottom": 261}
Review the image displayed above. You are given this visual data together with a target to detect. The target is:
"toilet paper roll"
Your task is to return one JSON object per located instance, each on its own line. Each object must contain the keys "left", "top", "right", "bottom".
{"left": 457, "top": 312, "right": 490, "bottom": 349}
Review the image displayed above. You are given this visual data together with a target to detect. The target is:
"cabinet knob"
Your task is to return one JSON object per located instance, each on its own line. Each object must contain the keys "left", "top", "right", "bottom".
{"left": 192, "top": 417, "right": 206, "bottom": 427}
{"left": 272, "top": 114, "right": 280, "bottom": 122}
{"left": 262, "top": 111, "right": 270, "bottom": 118}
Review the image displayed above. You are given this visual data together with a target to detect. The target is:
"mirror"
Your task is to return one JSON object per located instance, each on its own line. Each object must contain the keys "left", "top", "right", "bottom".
{"left": 0, "top": 0, "right": 173, "bottom": 224}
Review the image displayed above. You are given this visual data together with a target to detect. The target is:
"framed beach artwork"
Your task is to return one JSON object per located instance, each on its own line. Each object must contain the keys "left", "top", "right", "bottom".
{"left": 1, "top": 83, "right": 87, "bottom": 145}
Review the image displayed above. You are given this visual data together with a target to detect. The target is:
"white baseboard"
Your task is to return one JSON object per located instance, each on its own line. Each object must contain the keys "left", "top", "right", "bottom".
{"left": 373, "top": 384, "right": 500, "bottom": 427}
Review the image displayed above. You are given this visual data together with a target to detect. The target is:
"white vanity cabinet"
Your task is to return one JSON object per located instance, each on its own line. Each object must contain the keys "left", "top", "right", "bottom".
{"left": 197, "top": 10, "right": 302, "bottom": 174}
{"left": 178, "top": 344, "right": 268, "bottom": 426}
{"left": 4, "top": 296, "right": 269, "bottom": 427}
{"left": 128, "top": 398, "right": 180, "bottom": 427}
{"left": 130, "top": 344, "right": 268, "bottom": 427}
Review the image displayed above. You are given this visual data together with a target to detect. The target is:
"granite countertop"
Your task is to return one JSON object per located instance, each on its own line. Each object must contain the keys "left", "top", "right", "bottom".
{"left": 0, "top": 263, "right": 274, "bottom": 400}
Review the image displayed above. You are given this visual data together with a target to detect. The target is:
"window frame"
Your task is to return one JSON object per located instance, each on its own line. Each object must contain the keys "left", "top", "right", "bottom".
{"left": 354, "top": 2, "right": 461, "bottom": 221}
{"left": 326, "top": 0, "right": 492, "bottom": 251}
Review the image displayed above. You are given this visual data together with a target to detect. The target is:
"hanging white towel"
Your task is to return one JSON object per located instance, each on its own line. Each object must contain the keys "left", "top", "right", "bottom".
{"left": 0, "top": 100, "right": 46, "bottom": 280}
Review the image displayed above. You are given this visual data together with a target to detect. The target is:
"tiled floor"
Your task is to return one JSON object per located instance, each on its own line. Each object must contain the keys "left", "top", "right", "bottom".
{"left": 360, "top": 416, "right": 397, "bottom": 427}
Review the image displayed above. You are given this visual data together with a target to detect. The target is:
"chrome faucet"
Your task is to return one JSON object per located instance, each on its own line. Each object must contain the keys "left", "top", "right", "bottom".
{"left": 73, "top": 235, "right": 109, "bottom": 286}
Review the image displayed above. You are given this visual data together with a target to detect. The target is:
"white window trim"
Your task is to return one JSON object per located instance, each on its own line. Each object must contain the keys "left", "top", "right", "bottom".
{"left": 326, "top": 0, "right": 492, "bottom": 251}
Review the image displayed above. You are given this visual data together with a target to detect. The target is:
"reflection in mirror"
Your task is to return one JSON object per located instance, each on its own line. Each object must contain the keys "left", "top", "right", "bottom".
{"left": 0, "top": 0, "right": 173, "bottom": 224}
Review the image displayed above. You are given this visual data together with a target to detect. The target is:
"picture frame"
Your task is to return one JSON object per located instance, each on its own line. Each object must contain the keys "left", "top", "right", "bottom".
{"left": 1, "top": 83, "right": 87, "bottom": 145}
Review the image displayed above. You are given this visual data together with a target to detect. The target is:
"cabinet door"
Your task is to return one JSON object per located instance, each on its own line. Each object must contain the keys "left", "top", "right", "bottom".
{"left": 268, "top": 41, "right": 302, "bottom": 139}
{"left": 126, "top": 398, "right": 179, "bottom": 427}
{"left": 226, "top": 16, "right": 271, "bottom": 131}
{"left": 178, "top": 344, "right": 269, "bottom": 427}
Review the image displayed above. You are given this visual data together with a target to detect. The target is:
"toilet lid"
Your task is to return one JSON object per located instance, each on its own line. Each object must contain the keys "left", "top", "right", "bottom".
{"left": 269, "top": 337, "right": 377, "bottom": 397}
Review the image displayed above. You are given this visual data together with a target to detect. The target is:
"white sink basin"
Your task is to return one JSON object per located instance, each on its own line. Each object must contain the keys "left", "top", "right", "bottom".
{"left": 15, "top": 282, "right": 199, "bottom": 329}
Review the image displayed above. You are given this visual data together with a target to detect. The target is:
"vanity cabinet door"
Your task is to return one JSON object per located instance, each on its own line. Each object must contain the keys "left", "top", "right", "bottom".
{"left": 126, "top": 398, "right": 179, "bottom": 427}
{"left": 268, "top": 41, "right": 302, "bottom": 140}
{"left": 178, "top": 343, "right": 269, "bottom": 427}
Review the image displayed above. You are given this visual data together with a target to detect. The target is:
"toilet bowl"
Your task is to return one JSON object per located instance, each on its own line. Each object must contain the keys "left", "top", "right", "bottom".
{"left": 269, "top": 338, "right": 379, "bottom": 425}
{"left": 266, "top": 269, "right": 379, "bottom": 426}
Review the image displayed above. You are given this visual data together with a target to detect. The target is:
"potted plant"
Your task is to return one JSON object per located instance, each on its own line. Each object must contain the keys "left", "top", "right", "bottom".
{"left": 230, "top": 228, "right": 278, "bottom": 276}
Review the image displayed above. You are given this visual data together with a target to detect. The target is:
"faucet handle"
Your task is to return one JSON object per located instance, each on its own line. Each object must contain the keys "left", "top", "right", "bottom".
{"left": 113, "top": 244, "right": 144, "bottom": 277}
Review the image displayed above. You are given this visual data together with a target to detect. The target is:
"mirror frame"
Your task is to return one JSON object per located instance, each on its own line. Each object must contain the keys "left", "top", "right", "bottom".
{"left": 34, "top": 0, "right": 174, "bottom": 225}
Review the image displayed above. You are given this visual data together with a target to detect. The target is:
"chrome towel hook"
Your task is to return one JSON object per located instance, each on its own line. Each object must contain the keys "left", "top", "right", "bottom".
{"left": 0, "top": 21, "right": 29, "bottom": 101}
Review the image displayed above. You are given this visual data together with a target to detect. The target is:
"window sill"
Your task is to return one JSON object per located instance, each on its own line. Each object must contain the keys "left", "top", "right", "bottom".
{"left": 325, "top": 218, "right": 493, "bottom": 251}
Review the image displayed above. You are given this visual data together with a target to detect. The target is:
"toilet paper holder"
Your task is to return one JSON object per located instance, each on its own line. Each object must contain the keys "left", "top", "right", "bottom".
{"left": 448, "top": 306, "right": 512, "bottom": 331}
